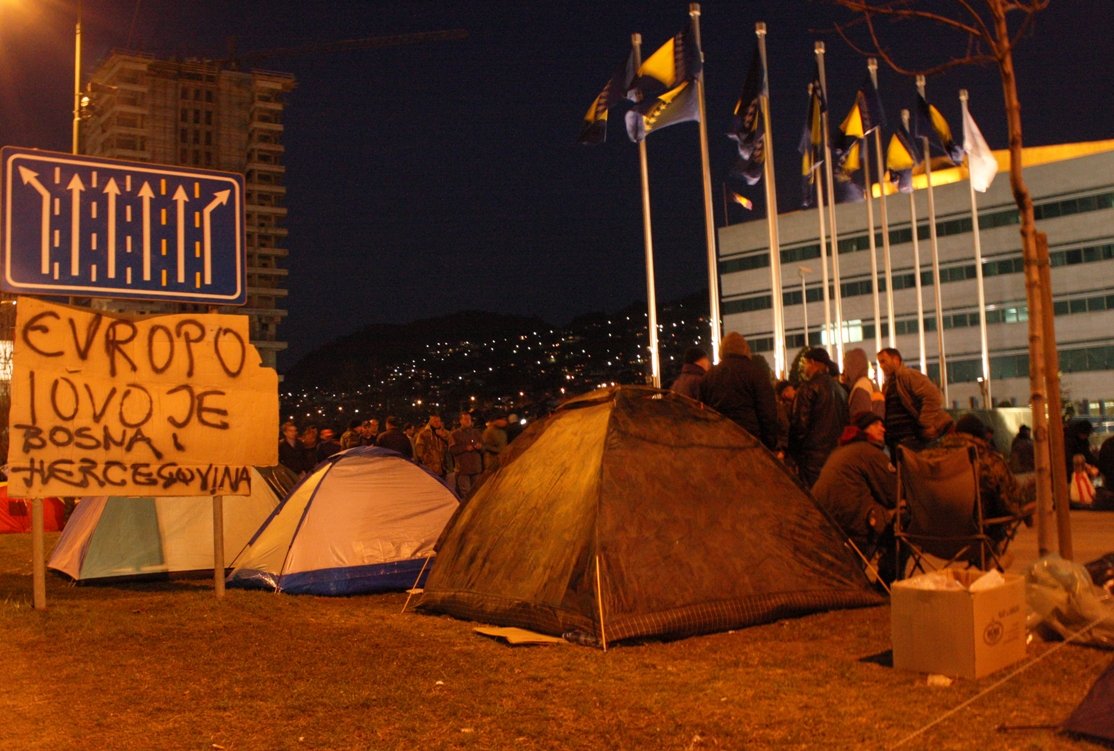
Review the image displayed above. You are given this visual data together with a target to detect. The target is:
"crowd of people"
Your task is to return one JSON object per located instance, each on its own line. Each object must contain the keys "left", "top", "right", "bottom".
{"left": 278, "top": 411, "right": 525, "bottom": 498}
{"left": 674, "top": 333, "right": 1042, "bottom": 584}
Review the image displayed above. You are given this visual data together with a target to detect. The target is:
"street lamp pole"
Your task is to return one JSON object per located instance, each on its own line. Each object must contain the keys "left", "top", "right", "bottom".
{"left": 799, "top": 266, "right": 813, "bottom": 348}
{"left": 72, "top": 0, "right": 83, "bottom": 154}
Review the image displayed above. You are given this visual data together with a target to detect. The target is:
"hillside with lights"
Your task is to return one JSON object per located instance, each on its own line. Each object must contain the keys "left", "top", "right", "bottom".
{"left": 280, "top": 291, "right": 714, "bottom": 427}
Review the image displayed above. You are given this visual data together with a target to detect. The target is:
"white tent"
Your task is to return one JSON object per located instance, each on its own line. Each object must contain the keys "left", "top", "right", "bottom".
{"left": 49, "top": 467, "right": 281, "bottom": 583}
{"left": 227, "top": 447, "right": 458, "bottom": 595}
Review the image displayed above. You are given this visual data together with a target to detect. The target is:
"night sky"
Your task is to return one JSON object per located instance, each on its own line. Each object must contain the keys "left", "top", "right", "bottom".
{"left": 0, "top": 1, "right": 1111, "bottom": 369}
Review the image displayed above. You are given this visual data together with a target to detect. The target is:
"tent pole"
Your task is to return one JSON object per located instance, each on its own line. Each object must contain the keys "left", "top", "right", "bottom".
{"left": 401, "top": 555, "right": 433, "bottom": 614}
{"left": 213, "top": 495, "right": 225, "bottom": 599}
{"left": 595, "top": 555, "right": 608, "bottom": 651}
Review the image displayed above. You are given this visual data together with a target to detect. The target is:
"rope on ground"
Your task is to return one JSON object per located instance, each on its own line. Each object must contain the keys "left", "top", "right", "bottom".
{"left": 887, "top": 612, "right": 1114, "bottom": 749}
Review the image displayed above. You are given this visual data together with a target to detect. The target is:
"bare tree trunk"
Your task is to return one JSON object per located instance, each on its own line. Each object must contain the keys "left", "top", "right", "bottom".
{"left": 991, "top": 2, "right": 1055, "bottom": 554}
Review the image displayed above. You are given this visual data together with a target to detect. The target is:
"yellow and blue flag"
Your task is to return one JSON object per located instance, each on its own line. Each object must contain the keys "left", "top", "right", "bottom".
{"left": 886, "top": 118, "right": 921, "bottom": 193}
{"left": 578, "top": 51, "right": 637, "bottom": 145}
{"left": 839, "top": 72, "right": 887, "bottom": 138}
{"left": 914, "top": 94, "right": 964, "bottom": 165}
{"left": 625, "top": 22, "right": 702, "bottom": 142}
{"left": 797, "top": 64, "right": 826, "bottom": 207}
{"left": 727, "top": 48, "right": 766, "bottom": 185}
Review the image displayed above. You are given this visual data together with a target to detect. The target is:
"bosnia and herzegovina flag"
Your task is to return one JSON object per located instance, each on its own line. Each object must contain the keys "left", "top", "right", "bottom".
{"left": 727, "top": 48, "right": 766, "bottom": 185}
{"left": 886, "top": 119, "right": 921, "bottom": 193}
{"left": 578, "top": 51, "right": 638, "bottom": 145}
{"left": 625, "top": 22, "right": 702, "bottom": 143}
{"left": 834, "top": 140, "right": 865, "bottom": 204}
{"left": 914, "top": 94, "right": 965, "bottom": 165}
{"left": 839, "top": 72, "right": 887, "bottom": 139}
{"left": 797, "top": 64, "right": 825, "bottom": 208}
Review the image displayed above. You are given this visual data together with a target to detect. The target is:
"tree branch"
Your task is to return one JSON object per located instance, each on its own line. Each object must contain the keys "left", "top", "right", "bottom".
{"left": 834, "top": 0, "right": 988, "bottom": 40}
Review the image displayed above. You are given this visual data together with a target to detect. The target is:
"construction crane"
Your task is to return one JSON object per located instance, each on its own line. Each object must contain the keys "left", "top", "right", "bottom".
{"left": 218, "top": 29, "right": 468, "bottom": 68}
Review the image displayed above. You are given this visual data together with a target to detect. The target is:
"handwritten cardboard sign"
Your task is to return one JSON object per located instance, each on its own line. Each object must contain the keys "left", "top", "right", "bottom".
{"left": 8, "top": 298, "right": 278, "bottom": 497}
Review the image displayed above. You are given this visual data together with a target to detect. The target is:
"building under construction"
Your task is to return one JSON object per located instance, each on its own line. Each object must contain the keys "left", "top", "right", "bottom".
{"left": 83, "top": 50, "right": 295, "bottom": 369}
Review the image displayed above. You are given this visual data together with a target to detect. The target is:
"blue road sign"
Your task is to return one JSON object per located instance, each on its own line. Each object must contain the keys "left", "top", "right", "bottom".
{"left": 1, "top": 147, "right": 245, "bottom": 305}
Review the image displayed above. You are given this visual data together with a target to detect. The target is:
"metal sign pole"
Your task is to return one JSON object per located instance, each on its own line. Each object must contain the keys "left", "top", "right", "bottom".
{"left": 32, "top": 498, "right": 46, "bottom": 609}
{"left": 213, "top": 495, "right": 225, "bottom": 599}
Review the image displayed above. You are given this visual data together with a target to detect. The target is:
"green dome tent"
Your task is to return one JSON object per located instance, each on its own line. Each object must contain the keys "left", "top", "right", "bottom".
{"left": 418, "top": 387, "right": 882, "bottom": 645}
{"left": 48, "top": 466, "right": 287, "bottom": 583}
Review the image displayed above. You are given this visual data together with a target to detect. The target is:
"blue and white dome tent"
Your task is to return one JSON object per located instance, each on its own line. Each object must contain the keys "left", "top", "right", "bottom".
{"left": 227, "top": 447, "right": 459, "bottom": 595}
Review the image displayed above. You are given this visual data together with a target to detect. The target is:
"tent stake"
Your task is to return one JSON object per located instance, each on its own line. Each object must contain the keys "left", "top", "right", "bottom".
{"left": 595, "top": 555, "right": 607, "bottom": 651}
{"left": 401, "top": 556, "right": 432, "bottom": 614}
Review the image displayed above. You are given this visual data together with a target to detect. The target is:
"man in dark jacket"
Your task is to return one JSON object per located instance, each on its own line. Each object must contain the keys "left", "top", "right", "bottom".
{"left": 812, "top": 412, "right": 898, "bottom": 583}
{"left": 315, "top": 428, "right": 343, "bottom": 464}
{"left": 789, "top": 348, "right": 850, "bottom": 487}
{"left": 878, "top": 348, "right": 953, "bottom": 454}
{"left": 376, "top": 416, "right": 414, "bottom": 459}
{"left": 1064, "top": 418, "right": 1099, "bottom": 477}
{"left": 670, "top": 347, "right": 710, "bottom": 400}
{"left": 450, "top": 411, "right": 485, "bottom": 497}
{"left": 698, "top": 332, "right": 779, "bottom": 451}
{"left": 278, "top": 421, "right": 309, "bottom": 476}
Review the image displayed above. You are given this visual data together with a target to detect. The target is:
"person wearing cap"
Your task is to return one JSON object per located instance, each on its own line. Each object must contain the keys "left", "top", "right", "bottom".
{"left": 670, "top": 347, "right": 711, "bottom": 401}
{"left": 1064, "top": 417, "right": 1099, "bottom": 479}
{"left": 376, "top": 416, "right": 414, "bottom": 459}
{"left": 877, "top": 348, "right": 952, "bottom": 453}
{"left": 315, "top": 428, "right": 343, "bottom": 464}
{"left": 505, "top": 413, "right": 524, "bottom": 443}
{"left": 811, "top": 412, "right": 899, "bottom": 584}
{"left": 921, "top": 414, "right": 1030, "bottom": 549}
{"left": 789, "top": 347, "right": 850, "bottom": 487}
{"left": 698, "top": 332, "right": 779, "bottom": 451}
{"left": 482, "top": 413, "right": 509, "bottom": 470}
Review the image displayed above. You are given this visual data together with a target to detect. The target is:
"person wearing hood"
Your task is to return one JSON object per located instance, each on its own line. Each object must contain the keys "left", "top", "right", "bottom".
{"left": 699, "top": 332, "right": 779, "bottom": 451}
{"left": 812, "top": 412, "right": 899, "bottom": 584}
{"left": 670, "top": 347, "right": 710, "bottom": 401}
{"left": 789, "top": 347, "right": 850, "bottom": 486}
{"left": 842, "top": 348, "right": 885, "bottom": 422}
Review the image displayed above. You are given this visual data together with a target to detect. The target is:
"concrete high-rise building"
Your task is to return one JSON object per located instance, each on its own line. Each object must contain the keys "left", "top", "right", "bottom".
{"left": 82, "top": 51, "right": 295, "bottom": 369}
{"left": 718, "top": 141, "right": 1114, "bottom": 416}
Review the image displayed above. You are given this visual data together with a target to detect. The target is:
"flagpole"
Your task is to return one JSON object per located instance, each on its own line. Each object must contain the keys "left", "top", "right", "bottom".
{"left": 816, "top": 42, "right": 845, "bottom": 365}
{"left": 756, "top": 22, "right": 785, "bottom": 377}
{"left": 816, "top": 167, "right": 832, "bottom": 355}
{"left": 961, "top": 89, "right": 992, "bottom": 407}
{"left": 632, "top": 33, "right": 661, "bottom": 388}
{"left": 917, "top": 76, "right": 948, "bottom": 404}
{"left": 903, "top": 108, "right": 928, "bottom": 374}
{"left": 722, "top": 184, "right": 730, "bottom": 228}
{"left": 862, "top": 134, "right": 883, "bottom": 365}
{"left": 869, "top": 59, "right": 896, "bottom": 349}
{"left": 689, "top": 4, "right": 723, "bottom": 365}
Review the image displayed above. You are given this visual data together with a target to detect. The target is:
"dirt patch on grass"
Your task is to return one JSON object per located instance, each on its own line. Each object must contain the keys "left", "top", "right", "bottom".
{"left": 1, "top": 533, "right": 1109, "bottom": 750}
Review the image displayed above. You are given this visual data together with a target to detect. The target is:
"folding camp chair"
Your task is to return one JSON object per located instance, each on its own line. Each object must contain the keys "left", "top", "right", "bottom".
{"left": 894, "top": 444, "right": 1022, "bottom": 578}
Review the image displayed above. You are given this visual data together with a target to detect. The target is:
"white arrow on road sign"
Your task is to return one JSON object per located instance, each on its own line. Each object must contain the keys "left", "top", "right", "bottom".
{"left": 172, "top": 184, "right": 189, "bottom": 284}
{"left": 138, "top": 181, "right": 155, "bottom": 281}
{"left": 103, "top": 178, "right": 120, "bottom": 279}
{"left": 18, "top": 167, "right": 52, "bottom": 274}
{"left": 67, "top": 173, "right": 85, "bottom": 276}
{"left": 203, "top": 190, "right": 230, "bottom": 286}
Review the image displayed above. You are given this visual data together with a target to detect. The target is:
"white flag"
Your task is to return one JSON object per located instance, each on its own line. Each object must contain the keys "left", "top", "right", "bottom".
{"left": 962, "top": 105, "right": 998, "bottom": 193}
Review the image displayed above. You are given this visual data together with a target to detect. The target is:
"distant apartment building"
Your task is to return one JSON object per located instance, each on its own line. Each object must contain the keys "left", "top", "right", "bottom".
{"left": 718, "top": 141, "right": 1114, "bottom": 415}
{"left": 82, "top": 51, "right": 294, "bottom": 369}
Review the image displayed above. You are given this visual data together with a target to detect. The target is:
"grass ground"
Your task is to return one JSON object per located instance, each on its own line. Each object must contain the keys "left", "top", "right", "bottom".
{"left": 2, "top": 532, "right": 1110, "bottom": 751}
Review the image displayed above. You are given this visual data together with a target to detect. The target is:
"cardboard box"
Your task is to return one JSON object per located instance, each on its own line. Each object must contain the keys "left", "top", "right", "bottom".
{"left": 891, "top": 569, "right": 1027, "bottom": 680}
